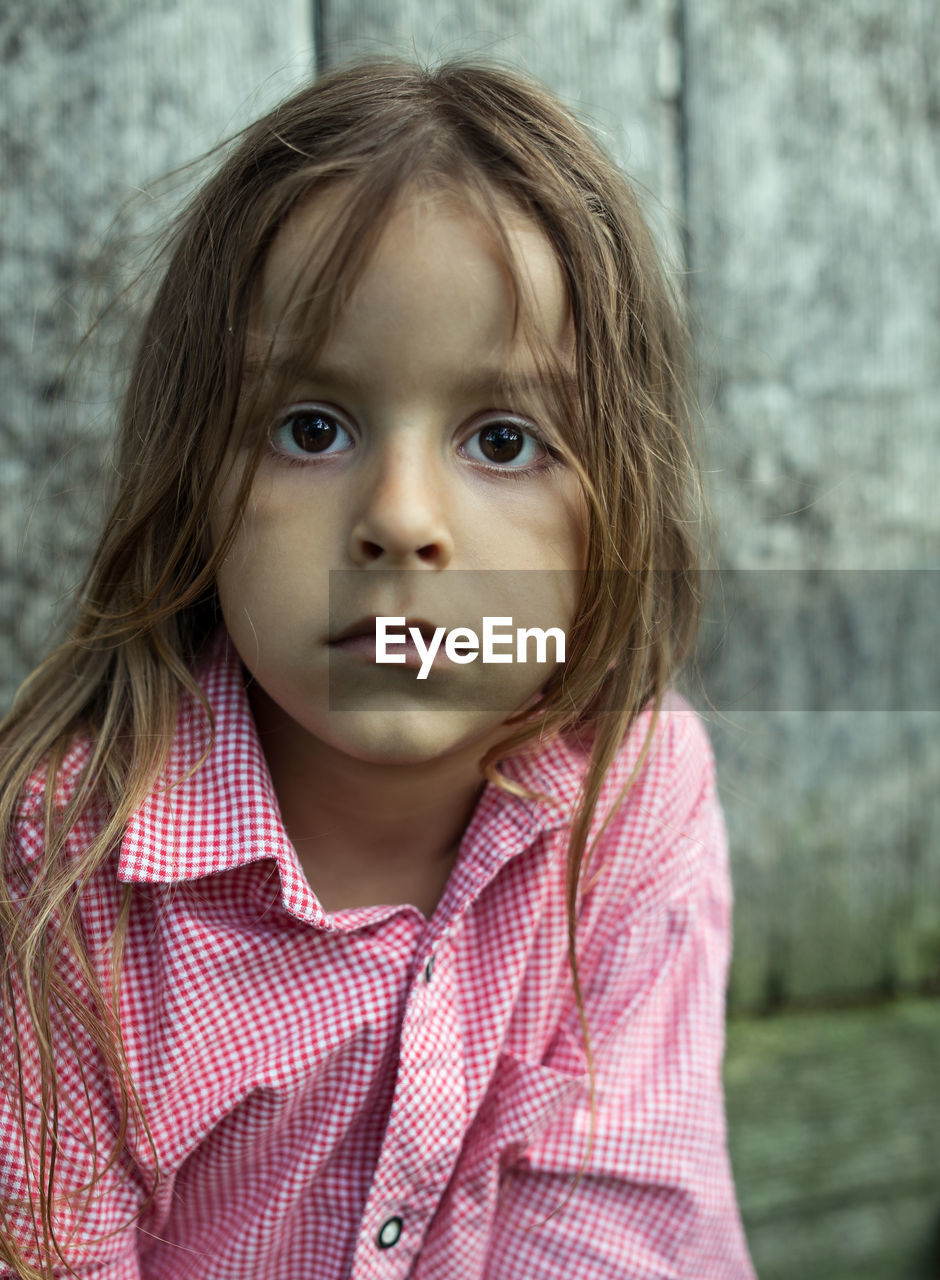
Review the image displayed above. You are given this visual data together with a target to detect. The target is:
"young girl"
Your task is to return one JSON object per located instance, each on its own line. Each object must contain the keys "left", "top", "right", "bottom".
{"left": 0, "top": 59, "right": 755, "bottom": 1279}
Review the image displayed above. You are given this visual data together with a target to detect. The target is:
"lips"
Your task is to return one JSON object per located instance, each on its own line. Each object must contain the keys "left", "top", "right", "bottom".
{"left": 328, "top": 616, "right": 443, "bottom": 644}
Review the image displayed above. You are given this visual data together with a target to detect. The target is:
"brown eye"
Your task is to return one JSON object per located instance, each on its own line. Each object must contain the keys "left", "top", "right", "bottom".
{"left": 270, "top": 406, "right": 353, "bottom": 460}
{"left": 293, "top": 412, "right": 335, "bottom": 451}
{"left": 479, "top": 423, "right": 525, "bottom": 463}
{"left": 462, "top": 418, "right": 550, "bottom": 473}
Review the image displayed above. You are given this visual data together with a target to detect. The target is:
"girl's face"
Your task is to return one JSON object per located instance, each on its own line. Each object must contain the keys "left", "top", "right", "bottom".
{"left": 212, "top": 187, "right": 589, "bottom": 767}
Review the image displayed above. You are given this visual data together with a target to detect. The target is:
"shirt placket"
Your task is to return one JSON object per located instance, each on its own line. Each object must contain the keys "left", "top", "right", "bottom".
{"left": 349, "top": 932, "right": 467, "bottom": 1278}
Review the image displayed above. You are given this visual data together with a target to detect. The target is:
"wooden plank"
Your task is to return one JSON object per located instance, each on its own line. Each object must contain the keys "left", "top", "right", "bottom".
{"left": 0, "top": 1, "right": 313, "bottom": 710}
{"left": 318, "top": 0, "right": 685, "bottom": 265}
{"left": 682, "top": 0, "right": 940, "bottom": 1006}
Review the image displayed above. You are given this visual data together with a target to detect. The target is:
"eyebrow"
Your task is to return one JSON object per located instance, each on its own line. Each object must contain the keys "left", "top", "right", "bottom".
{"left": 242, "top": 350, "right": 577, "bottom": 399}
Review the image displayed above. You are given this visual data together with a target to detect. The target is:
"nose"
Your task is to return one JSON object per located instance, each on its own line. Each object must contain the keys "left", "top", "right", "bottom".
{"left": 348, "top": 437, "right": 455, "bottom": 568}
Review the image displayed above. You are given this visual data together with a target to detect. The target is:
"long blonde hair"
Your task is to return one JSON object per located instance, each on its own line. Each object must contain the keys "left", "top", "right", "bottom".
{"left": 0, "top": 58, "right": 704, "bottom": 1276}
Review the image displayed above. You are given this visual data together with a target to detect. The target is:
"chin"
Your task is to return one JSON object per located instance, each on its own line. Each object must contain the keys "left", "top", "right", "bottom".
{"left": 324, "top": 708, "right": 506, "bottom": 768}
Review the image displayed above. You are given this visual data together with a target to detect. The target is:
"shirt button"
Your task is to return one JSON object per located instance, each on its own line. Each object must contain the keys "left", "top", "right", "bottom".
{"left": 424, "top": 955, "right": 435, "bottom": 983}
{"left": 377, "top": 1215, "right": 403, "bottom": 1248}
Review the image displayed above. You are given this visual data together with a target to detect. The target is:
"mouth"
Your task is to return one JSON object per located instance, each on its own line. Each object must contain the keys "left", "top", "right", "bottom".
{"left": 328, "top": 616, "right": 443, "bottom": 645}
{"left": 326, "top": 615, "right": 457, "bottom": 676}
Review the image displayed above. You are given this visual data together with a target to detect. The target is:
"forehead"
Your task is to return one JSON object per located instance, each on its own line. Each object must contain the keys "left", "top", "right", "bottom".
{"left": 251, "top": 182, "right": 573, "bottom": 373}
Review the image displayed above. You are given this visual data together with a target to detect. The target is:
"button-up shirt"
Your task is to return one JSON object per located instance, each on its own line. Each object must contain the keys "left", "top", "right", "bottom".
{"left": 2, "top": 631, "right": 755, "bottom": 1278}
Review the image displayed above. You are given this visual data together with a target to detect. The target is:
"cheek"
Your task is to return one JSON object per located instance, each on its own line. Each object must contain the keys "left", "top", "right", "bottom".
{"left": 530, "top": 480, "right": 590, "bottom": 573}
{"left": 212, "top": 469, "right": 344, "bottom": 619}
{"left": 210, "top": 471, "right": 285, "bottom": 619}
{"left": 208, "top": 452, "right": 256, "bottom": 564}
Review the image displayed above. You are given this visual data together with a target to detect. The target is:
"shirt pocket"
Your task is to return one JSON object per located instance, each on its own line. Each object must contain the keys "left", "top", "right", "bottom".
{"left": 472, "top": 1025, "right": 590, "bottom": 1174}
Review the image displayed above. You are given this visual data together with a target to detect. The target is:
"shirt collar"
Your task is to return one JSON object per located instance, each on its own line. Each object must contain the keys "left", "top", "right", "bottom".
{"left": 118, "top": 629, "right": 587, "bottom": 895}
{"left": 118, "top": 630, "right": 294, "bottom": 885}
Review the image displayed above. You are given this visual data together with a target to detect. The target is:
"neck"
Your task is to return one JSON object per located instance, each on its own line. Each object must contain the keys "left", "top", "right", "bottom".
{"left": 248, "top": 686, "right": 500, "bottom": 916}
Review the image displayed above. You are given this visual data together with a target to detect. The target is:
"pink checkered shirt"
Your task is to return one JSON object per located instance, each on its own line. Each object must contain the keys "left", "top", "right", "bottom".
{"left": 2, "top": 631, "right": 754, "bottom": 1278}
